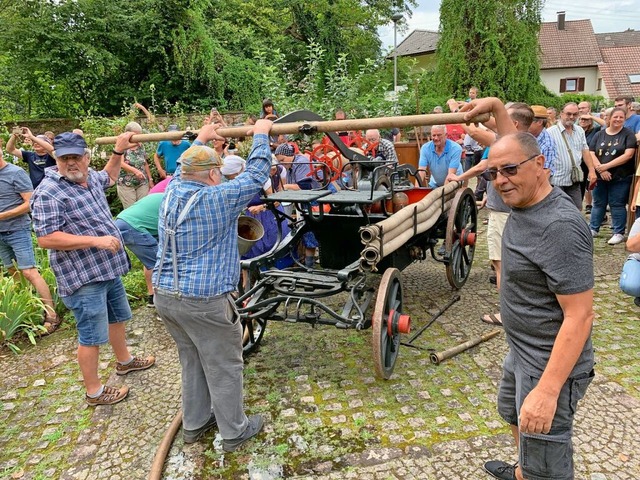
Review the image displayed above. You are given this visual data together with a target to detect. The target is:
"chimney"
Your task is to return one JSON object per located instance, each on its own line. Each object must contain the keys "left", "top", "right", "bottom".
{"left": 557, "top": 11, "right": 566, "bottom": 30}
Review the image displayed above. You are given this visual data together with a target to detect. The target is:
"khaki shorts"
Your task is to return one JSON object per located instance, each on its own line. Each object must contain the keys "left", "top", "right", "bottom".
{"left": 487, "top": 211, "right": 509, "bottom": 261}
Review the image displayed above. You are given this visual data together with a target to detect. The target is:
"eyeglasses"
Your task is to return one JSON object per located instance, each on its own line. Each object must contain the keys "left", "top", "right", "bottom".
{"left": 481, "top": 154, "right": 538, "bottom": 181}
{"left": 563, "top": 112, "right": 579, "bottom": 117}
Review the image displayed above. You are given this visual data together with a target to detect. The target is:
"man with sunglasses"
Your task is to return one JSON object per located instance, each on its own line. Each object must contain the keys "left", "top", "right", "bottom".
{"left": 548, "top": 102, "right": 597, "bottom": 210}
{"left": 447, "top": 102, "right": 541, "bottom": 326}
{"left": 461, "top": 99, "right": 595, "bottom": 480}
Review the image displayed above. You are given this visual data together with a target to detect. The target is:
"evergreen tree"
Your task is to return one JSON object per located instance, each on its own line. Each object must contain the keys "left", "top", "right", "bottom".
{"left": 435, "top": 0, "right": 545, "bottom": 101}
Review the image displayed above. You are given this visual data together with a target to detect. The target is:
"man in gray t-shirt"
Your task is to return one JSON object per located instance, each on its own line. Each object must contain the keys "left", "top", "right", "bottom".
{"left": 0, "top": 152, "right": 57, "bottom": 332}
{"left": 480, "top": 130, "right": 595, "bottom": 480}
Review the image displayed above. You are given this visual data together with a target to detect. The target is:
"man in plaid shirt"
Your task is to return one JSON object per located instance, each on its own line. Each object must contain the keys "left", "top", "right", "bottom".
{"left": 31, "top": 131, "right": 155, "bottom": 407}
{"left": 154, "top": 118, "right": 272, "bottom": 451}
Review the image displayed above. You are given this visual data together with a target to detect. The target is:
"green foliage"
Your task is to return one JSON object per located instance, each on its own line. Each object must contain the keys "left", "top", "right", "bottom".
{"left": 256, "top": 43, "right": 398, "bottom": 120}
{"left": 0, "top": 0, "right": 417, "bottom": 119}
{"left": 0, "top": 274, "right": 46, "bottom": 354}
{"left": 435, "top": 0, "right": 546, "bottom": 101}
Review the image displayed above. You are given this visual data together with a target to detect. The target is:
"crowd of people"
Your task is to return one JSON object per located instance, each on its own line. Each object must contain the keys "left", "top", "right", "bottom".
{"left": 1, "top": 93, "right": 639, "bottom": 469}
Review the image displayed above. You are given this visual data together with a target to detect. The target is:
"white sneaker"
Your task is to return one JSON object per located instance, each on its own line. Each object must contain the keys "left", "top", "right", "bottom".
{"left": 607, "top": 234, "right": 625, "bottom": 245}
{"left": 590, "top": 229, "right": 598, "bottom": 238}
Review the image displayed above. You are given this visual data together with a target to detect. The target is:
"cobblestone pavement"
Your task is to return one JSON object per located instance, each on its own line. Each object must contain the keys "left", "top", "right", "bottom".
{"left": 1, "top": 210, "right": 639, "bottom": 480}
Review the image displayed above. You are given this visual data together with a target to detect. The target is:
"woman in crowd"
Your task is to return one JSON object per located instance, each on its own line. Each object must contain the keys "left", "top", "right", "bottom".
{"left": 117, "top": 121, "right": 153, "bottom": 209}
{"left": 588, "top": 108, "right": 637, "bottom": 245}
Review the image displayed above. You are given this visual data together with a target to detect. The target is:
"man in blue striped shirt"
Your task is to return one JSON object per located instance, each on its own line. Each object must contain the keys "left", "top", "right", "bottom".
{"left": 154, "top": 118, "right": 272, "bottom": 450}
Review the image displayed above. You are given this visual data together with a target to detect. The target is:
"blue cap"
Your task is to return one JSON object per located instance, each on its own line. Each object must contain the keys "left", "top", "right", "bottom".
{"left": 54, "top": 132, "right": 87, "bottom": 157}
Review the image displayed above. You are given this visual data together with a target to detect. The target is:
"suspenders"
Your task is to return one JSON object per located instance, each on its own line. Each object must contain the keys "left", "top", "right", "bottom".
{"left": 154, "top": 189, "right": 201, "bottom": 296}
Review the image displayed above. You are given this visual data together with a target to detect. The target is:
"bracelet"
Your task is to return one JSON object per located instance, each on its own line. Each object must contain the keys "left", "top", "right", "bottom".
{"left": 112, "top": 150, "right": 124, "bottom": 156}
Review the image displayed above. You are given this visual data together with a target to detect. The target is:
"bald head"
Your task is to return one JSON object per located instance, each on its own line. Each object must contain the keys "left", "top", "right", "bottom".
{"left": 365, "top": 129, "right": 381, "bottom": 142}
{"left": 487, "top": 132, "right": 549, "bottom": 208}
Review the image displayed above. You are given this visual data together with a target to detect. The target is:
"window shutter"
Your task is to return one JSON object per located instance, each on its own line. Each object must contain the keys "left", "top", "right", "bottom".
{"left": 560, "top": 79, "right": 566, "bottom": 93}
{"left": 578, "top": 77, "right": 585, "bottom": 91}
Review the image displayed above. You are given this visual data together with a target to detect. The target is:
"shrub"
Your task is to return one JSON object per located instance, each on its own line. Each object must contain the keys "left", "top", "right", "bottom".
{"left": 0, "top": 274, "right": 47, "bottom": 354}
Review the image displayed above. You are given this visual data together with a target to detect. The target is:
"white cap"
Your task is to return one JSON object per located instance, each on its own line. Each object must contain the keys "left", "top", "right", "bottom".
{"left": 220, "top": 154, "right": 246, "bottom": 176}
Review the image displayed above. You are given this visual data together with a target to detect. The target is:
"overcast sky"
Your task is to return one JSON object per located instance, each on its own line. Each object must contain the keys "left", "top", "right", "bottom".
{"left": 380, "top": 0, "right": 640, "bottom": 51}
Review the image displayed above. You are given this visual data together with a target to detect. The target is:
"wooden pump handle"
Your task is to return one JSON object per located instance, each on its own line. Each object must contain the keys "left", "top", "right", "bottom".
{"left": 94, "top": 112, "right": 491, "bottom": 145}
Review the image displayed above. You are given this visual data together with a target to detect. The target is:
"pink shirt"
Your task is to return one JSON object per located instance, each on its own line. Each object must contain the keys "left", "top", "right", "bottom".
{"left": 150, "top": 176, "right": 172, "bottom": 193}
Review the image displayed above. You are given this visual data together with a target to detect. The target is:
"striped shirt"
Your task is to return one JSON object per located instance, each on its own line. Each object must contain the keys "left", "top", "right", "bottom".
{"left": 547, "top": 123, "right": 588, "bottom": 187}
{"left": 30, "top": 168, "right": 130, "bottom": 296}
{"left": 153, "top": 134, "right": 271, "bottom": 297}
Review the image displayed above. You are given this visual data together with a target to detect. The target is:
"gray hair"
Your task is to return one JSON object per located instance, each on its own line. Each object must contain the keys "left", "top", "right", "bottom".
{"left": 431, "top": 125, "right": 446, "bottom": 133}
{"left": 124, "top": 121, "right": 142, "bottom": 133}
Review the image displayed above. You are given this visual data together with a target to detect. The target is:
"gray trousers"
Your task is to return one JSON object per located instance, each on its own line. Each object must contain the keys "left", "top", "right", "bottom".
{"left": 558, "top": 182, "right": 583, "bottom": 211}
{"left": 155, "top": 292, "right": 248, "bottom": 439}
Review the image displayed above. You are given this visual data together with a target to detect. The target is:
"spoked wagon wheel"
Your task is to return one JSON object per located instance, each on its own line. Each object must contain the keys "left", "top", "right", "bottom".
{"left": 445, "top": 188, "right": 478, "bottom": 289}
{"left": 372, "top": 268, "right": 410, "bottom": 379}
{"left": 240, "top": 294, "right": 267, "bottom": 355}
{"left": 242, "top": 317, "right": 266, "bottom": 355}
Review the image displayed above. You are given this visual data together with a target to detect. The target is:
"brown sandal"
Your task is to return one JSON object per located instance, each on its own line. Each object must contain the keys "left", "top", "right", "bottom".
{"left": 42, "top": 314, "right": 61, "bottom": 335}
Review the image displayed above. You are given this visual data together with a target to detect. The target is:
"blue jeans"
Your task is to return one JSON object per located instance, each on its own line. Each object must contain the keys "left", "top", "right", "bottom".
{"left": 590, "top": 176, "right": 633, "bottom": 234}
{"left": 61, "top": 279, "right": 131, "bottom": 346}
{"left": 114, "top": 219, "right": 158, "bottom": 269}
{"left": 0, "top": 229, "right": 36, "bottom": 269}
{"left": 620, "top": 258, "right": 640, "bottom": 297}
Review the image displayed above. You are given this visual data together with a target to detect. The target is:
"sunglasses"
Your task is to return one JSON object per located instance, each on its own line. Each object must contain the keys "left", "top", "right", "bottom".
{"left": 481, "top": 154, "right": 538, "bottom": 181}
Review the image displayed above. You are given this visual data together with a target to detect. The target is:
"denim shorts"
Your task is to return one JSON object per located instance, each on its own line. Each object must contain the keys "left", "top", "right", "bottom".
{"left": 0, "top": 229, "right": 37, "bottom": 269}
{"left": 497, "top": 351, "right": 594, "bottom": 480}
{"left": 61, "top": 278, "right": 132, "bottom": 346}
{"left": 114, "top": 219, "right": 158, "bottom": 270}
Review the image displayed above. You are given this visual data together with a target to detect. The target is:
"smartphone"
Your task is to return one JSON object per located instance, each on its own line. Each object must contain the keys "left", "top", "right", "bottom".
{"left": 12, "top": 126, "right": 22, "bottom": 135}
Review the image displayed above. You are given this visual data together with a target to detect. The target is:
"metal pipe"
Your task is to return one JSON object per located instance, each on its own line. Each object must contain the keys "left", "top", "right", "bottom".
{"left": 430, "top": 329, "right": 501, "bottom": 365}
{"left": 94, "top": 112, "right": 490, "bottom": 145}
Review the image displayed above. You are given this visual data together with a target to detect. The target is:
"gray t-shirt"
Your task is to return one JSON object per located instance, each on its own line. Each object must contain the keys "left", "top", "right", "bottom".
{"left": 486, "top": 182, "right": 510, "bottom": 212}
{"left": 0, "top": 163, "right": 33, "bottom": 232}
{"left": 501, "top": 187, "right": 594, "bottom": 378}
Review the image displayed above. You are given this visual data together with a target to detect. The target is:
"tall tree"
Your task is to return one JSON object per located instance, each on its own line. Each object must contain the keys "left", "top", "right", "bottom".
{"left": 435, "top": 0, "right": 545, "bottom": 100}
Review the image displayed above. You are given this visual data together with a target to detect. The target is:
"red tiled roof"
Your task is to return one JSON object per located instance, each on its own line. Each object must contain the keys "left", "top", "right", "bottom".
{"left": 598, "top": 46, "right": 640, "bottom": 98}
{"left": 596, "top": 30, "right": 640, "bottom": 48}
{"left": 539, "top": 19, "right": 603, "bottom": 69}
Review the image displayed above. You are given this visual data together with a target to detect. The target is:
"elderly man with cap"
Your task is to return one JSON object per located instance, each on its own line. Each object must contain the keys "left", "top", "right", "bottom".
{"left": 6, "top": 127, "right": 57, "bottom": 188}
{"left": 528, "top": 105, "right": 558, "bottom": 176}
{"left": 153, "top": 118, "right": 272, "bottom": 450}
{"left": 153, "top": 124, "right": 191, "bottom": 179}
{"left": 30, "top": 131, "right": 156, "bottom": 406}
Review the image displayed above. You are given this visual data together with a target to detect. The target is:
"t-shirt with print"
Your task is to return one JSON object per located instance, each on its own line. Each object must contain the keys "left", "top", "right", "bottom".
{"left": 588, "top": 127, "right": 637, "bottom": 180}
{"left": 501, "top": 187, "right": 594, "bottom": 378}
{"left": 21, "top": 151, "right": 56, "bottom": 188}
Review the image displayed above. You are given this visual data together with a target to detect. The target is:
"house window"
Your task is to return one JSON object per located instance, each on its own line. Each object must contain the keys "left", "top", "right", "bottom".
{"left": 597, "top": 78, "right": 602, "bottom": 91}
{"left": 560, "top": 77, "right": 585, "bottom": 93}
{"left": 629, "top": 74, "right": 640, "bottom": 84}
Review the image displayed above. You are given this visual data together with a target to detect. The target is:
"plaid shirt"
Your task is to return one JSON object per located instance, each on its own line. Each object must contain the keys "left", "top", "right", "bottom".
{"left": 30, "top": 168, "right": 130, "bottom": 296}
{"left": 376, "top": 138, "right": 398, "bottom": 163}
{"left": 154, "top": 134, "right": 271, "bottom": 297}
{"left": 535, "top": 127, "right": 557, "bottom": 176}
